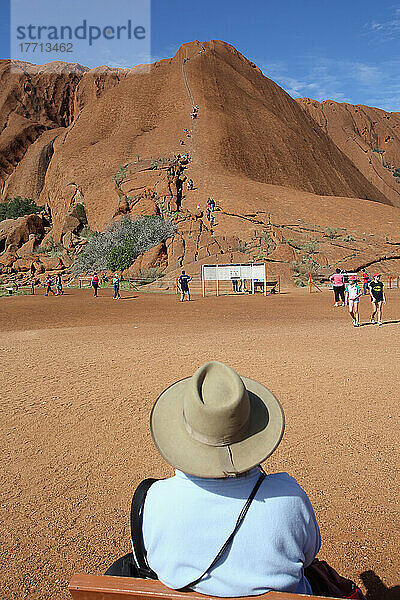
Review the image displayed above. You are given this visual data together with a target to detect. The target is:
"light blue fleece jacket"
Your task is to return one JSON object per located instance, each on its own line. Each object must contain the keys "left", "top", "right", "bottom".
{"left": 142, "top": 467, "right": 321, "bottom": 597}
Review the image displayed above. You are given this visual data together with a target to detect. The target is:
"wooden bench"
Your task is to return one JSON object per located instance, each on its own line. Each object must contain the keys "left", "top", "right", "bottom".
{"left": 69, "top": 574, "right": 337, "bottom": 600}
{"left": 253, "top": 281, "right": 278, "bottom": 294}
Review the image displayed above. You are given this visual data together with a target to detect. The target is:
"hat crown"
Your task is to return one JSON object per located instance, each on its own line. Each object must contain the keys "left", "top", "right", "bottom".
{"left": 183, "top": 362, "right": 250, "bottom": 446}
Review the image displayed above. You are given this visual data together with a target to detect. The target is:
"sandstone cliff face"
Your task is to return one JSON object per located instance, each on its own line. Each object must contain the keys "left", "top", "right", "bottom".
{"left": 0, "top": 60, "right": 126, "bottom": 204}
{"left": 0, "top": 60, "right": 87, "bottom": 188}
{"left": 1, "top": 42, "right": 400, "bottom": 282}
{"left": 179, "top": 41, "right": 389, "bottom": 203}
{"left": 1, "top": 128, "right": 64, "bottom": 201}
{"left": 36, "top": 39, "right": 391, "bottom": 237}
{"left": 297, "top": 98, "right": 400, "bottom": 208}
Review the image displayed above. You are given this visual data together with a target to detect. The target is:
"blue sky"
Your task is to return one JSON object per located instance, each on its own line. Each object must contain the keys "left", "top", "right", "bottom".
{"left": 1, "top": 0, "right": 400, "bottom": 111}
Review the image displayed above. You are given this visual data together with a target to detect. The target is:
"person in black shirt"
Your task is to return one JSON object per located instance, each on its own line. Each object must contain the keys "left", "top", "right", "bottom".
{"left": 369, "top": 273, "right": 386, "bottom": 326}
{"left": 178, "top": 270, "right": 191, "bottom": 302}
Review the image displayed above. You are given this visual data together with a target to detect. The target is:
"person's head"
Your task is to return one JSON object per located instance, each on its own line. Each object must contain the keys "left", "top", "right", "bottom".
{"left": 373, "top": 273, "right": 380, "bottom": 281}
{"left": 150, "top": 361, "right": 285, "bottom": 478}
{"left": 336, "top": 268, "right": 341, "bottom": 274}
{"left": 349, "top": 275, "right": 356, "bottom": 283}
{"left": 182, "top": 270, "right": 186, "bottom": 275}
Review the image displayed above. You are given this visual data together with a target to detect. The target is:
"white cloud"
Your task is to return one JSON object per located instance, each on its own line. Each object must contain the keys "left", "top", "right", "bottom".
{"left": 259, "top": 56, "right": 400, "bottom": 111}
{"left": 353, "top": 64, "right": 381, "bottom": 86}
{"left": 367, "top": 8, "right": 400, "bottom": 37}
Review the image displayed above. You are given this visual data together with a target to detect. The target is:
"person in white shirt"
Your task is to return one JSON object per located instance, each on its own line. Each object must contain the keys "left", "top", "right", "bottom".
{"left": 345, "top": 276, "right": 362, "bottom": 327}
{"left": 143, "top": 361, "right": 321, "bottom": 596}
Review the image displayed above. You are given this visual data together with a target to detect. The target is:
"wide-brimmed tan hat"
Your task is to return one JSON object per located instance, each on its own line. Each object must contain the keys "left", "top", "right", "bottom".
{"left": 150, "top": 361, "right": 285, "bottom": 478}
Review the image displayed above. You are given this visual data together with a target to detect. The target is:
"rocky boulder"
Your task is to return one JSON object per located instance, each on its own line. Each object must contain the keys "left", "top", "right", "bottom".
{"left": 125, "top": 242, "right": 168, "bottom": 279}
{"left": 60, "top": 251, "right": 73, "bottom": 268}
{"left": 40, "top": 256, "right": 63, "bottom": 271}
{"left": 61, "top": 230, "right": 81, "bottom": 250}
{"left": 13, "top": 258, "right": 34, "bottom": 272}
{"left": 0, "top": 214, "right": 44, "bottom": 253}
{"left": 141, "top": 242, "right": 168, "bottom": 271}
{"left": 61, "top": 214, "right": 81, "bottom": 237}
{"left": 32, "top": 262, "right": 45, "bottom": 275}
{"left": 16, "top": 233, "right": 39, "bottom": 257}
{"left": 0, "top": 249, "right": 17, "bottom": 267}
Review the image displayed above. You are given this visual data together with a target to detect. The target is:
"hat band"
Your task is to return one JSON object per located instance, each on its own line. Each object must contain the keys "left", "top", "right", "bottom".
{"left": 183, "top": 410, "right": 249, "bottom": 447}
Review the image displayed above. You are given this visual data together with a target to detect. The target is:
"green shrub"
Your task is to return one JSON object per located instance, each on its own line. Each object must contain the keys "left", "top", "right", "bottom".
{"left": 300, "top": 240, "right": 319, "bottom": 254}
{"left": 114, "top": 165, "right": 128, "bottom": 184}
{"left": 291, "top": 255, "right": 321, "bottom": 285}
{"left": 260, "top": 230, "right": 275, "bottom": 255}
{"left": 0, "top": 197, "right": 43, "bottom": 221}
{"left": 79, "top": 226, "right": 94, "bottom": 240}
{"left": 75, "top": 203, "right": 87, "bottom": 224}
{"left": 325, "top": 227, "right": 339, "bottom": 239}
{"left": 74, "top": 215, "right": 176, "bottom": 273}
{"left": 106, "top": 240, "right": 137, "bottom": 271}
{"left": 291, "top": 256, "right": 320, "bottom": 276}
{"left": 342, "top": 234, "right": 356, "bottom": 242}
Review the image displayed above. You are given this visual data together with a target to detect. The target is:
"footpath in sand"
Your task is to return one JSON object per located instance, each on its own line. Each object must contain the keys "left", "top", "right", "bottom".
{"left": 0, "top": 288, "right": 399, "bottom": 600}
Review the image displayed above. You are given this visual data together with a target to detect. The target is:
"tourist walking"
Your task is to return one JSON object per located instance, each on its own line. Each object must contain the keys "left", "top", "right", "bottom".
{"left": 369, "top": 273, "right": 386, "bottom": 326}
{"left": 55, "top": 274, "right": 63, "bottom": 296}
{"left": 44, "top": 276, "right": 55, "bottom": 296}
{"left": 362, "top": 270, "right": 371, "bottom": 295}
{"left": 91, "top": 272, "right": 99, "bottom": 297}
{"left": 345, "top": 276, "right": 362, "bottom": 327}
{"left": 329, "top": 268, "right": 345, "bottom": 306}
{"left": 113, "top": 273, "right": 121, "bottom": 299}
{"left": 178, "top": 270, "right": 191, "bottom": 301}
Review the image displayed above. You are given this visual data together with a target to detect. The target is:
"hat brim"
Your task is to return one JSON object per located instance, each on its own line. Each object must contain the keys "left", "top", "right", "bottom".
{"left": 150, "top": 375, "right": 285, "bottom": 478}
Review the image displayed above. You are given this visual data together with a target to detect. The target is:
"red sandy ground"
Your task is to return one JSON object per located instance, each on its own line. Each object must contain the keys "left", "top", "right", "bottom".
{"left": 0, "top": 288, "right": 399, "bottom": 600}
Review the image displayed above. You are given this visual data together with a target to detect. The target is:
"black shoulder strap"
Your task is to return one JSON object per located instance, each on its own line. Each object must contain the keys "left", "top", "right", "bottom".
{"left": 181, "top": 471, "right": 266, "bottom": 590}
{"left": 130, "top": 478, "right": 159, "bottom": 579}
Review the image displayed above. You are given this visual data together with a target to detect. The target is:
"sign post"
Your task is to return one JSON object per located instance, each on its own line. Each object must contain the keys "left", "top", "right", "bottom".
{"left": 202, "top": 263, "right": 268, "bottom": 296}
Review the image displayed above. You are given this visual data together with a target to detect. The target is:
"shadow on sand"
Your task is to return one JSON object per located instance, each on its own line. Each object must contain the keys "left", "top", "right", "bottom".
{"left": 360, "top": 570, "right": 400, "bottom": 600}
{"left": 359, "top": 320, "right": 400, "bottom": 327}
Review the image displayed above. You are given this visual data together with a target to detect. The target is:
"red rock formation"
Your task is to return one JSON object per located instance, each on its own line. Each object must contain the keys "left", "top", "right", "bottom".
{"left": 297, "top": 98, "right": 400, "bottom": 208}
{"left": 0, "top": 213, "right": 44, "bottom": 252}
{"left": 1, "top": 42, "right": 400, "bottom": 279}
{"left": 0, "top": 60, "right": 86, "bottom": 186}
{"left": 34, "top": 40, "right": 390, "bottom": 239}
